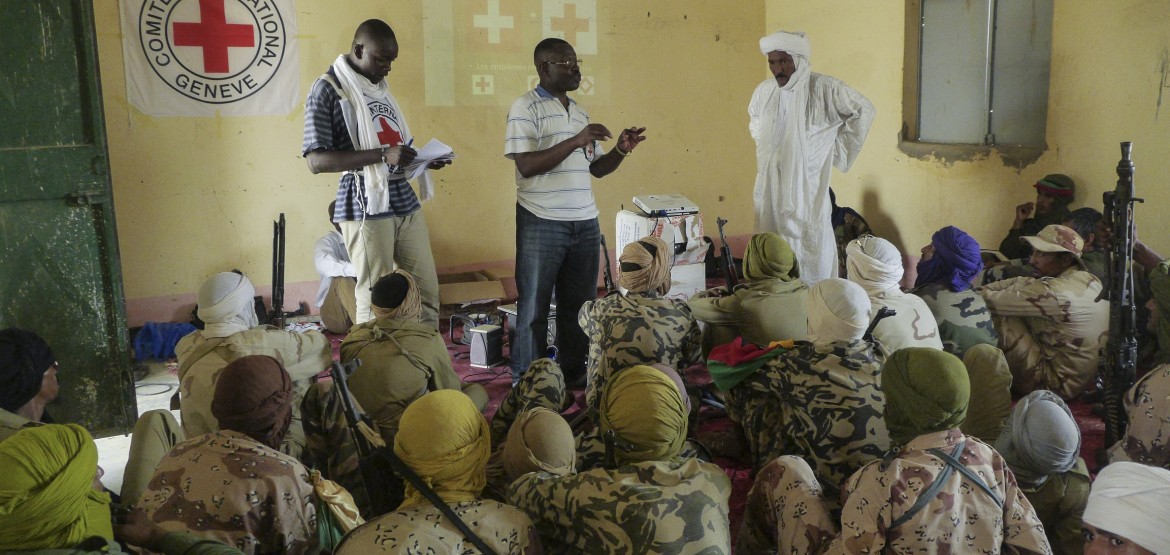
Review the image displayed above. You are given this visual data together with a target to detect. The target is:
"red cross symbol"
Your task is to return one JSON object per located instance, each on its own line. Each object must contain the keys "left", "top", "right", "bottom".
{"left": 172, "top": 0, "right": 255, "bottom": 74}
{"left": 475, "top": 75, "right": 492, "bottom": 94}
{"left": 376, "top": 117, "right": 402, "bottom": 146}
{"left": 551, "top": 3, "right": 590, "bottom": 37}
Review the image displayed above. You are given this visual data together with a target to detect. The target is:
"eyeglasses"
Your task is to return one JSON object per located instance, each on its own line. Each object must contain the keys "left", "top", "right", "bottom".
{"left": 544, "top": 59, "right": 583, "bottom": 68}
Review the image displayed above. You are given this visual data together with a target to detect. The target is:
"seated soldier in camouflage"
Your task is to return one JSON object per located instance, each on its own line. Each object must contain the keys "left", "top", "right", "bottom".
{"left": 984, "top": 206, "right": 1105, "bottom": 285}
{"left": 995, "top": 390, "right": 1090, "bottom": 555}
{"left": 980, "top": 224, "right": 1108, "bottom": 399}
{"left": 507, "top": 364, "right": 732, "bottom": 554}
{"left": 341, "top": 270, "right": 488, "bottom": 446}
{"left": 1108, "top": 363, "right": 1170, "bottom": 469}
{"left": 337, "top": 390, "right": 540, "bottom": 554}
{"left": 999, "top": 173, "right": 1076, "bottom": 261}
{"left": 846, "top": 235, "right": 944, "bottom": 352}
{"left": 484, "top": 406, "right": 577, "bottom": 502}
{"left": 725, "top": 278, "right": 890, "bottom": 495}
{"left": 688, "top": 232, "right": 808, "bottom": 355}
{"left": 831, "top": 187, "right": 873, "bottom": 280}
{"left": 176, "top": 272, "right": 331, "bottom": 458}
{"left": 137, "top": 355, "right": 320, "bottom": 555}
{"left": 579, "top": 235, "right": 702, "bottom": 412}
{"left": 910, "top": 226, "right": 997, "bottom": 358}
{"left": 739, "top": 348, "right": 1051, "bottom": 554}
{"left": 958, "top": 344, "right": 1014, "bottom": 442}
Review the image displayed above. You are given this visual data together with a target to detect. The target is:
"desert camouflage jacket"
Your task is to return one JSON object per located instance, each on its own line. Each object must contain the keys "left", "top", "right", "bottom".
{"left": 335, "top": 499, "right": 540, "bottom": 555}
{"left": 136, "top": 430, "right": 318, "bottom": 555}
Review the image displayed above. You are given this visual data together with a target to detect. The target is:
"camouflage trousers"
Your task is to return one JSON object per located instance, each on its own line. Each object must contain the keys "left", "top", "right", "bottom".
{"left": 739, "top": 455, "right": 836, "bottom": 555}
{"left": 995, "top": 316, "right": 1093, "bottom": 400}
{"left": 490, "top": 358, "right": 568, "bottom": 449}
{"left": 725, "top": 372, "right": 788, "bottom": 470}
{"left": 301, "top": 382, "right": 371, "bottom": 515}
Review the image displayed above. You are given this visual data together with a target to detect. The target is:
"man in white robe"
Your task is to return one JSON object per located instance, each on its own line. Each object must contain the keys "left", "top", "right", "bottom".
{"left": 750, "top": 31, "right": 875, "bottom": 284}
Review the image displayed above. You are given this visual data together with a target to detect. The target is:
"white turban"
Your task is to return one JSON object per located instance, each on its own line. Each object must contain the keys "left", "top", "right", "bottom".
{"left": 994, "top": 390, "right": 1080, "bottom": 488}
{"left": 806, "top": 278, "right": 870, "bottom": 345}
{"left": 759, "top": 30, "right": 811, "bottom": 59}
{"left": 197, "top": 272, "right": 259, "bottom": 339}
{"left": 846, "top": 236, "right": 904, "bottom": 296}
{"left": 1083, "top": 462, "right": 1170, "bottom": 553}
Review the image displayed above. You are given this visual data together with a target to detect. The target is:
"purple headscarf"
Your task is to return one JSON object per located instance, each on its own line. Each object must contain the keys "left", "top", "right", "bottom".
{"left": 914, "top": 226, "right": 983, "bottom": 292}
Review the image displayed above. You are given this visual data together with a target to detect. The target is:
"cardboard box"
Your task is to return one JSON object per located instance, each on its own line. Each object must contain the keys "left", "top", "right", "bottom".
{"left": 437, "top": 271, "right": 506, "bottom": 317}
{"left": 615, "top": 210, "right": 709, "bottom": 301}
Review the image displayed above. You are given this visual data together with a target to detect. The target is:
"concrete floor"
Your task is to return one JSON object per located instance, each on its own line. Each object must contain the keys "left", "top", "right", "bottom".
{"left": 95, "top": 360, "right": 179, "bottom": 497}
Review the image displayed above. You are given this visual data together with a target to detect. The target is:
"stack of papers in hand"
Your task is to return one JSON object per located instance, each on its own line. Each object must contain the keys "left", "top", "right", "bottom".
{"left": 403, "top": 138, "right": 456, "bottom": 180}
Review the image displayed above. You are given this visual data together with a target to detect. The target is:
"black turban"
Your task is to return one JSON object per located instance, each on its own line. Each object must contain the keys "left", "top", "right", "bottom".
{"left": 0, "top": 329, "right": 54, "bottom": 413}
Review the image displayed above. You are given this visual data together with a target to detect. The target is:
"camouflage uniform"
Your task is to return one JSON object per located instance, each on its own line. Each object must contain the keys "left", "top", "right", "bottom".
{"left": 300, "top": 382, "right": 370, "bottom": 515}
{"left": 340, "top": 316, "right": 470, "bottom": 446}
{"left": 687, "top": 278, "right": 809, "bottom": 355}
{"left": 867, "top": 290, "right": 944, "bottom": 353}
{"left": 724, "top": 339, "right": 890, "bottom": 494}
{"left": 742, "top": 430, "right": 1052, "bottom": 554}
{"left": 579, "top": 291, "right": 702, "bottom": 412}
{"left": 490, "top": 359, "right": 567, "bottom": 449}
{"left": 507, "top": 457, "right": 732, "bottom": 554}
{"left": 175, "top": 328, "right": 331, "bottom": 458}
{"left": 1109, "top": 363, "right": 1170, "bottom": 469}
{"left": 834, "top": 210, "right": 872, "bottom": 279}
{"left": 335, "top": 500, "right": 539, "bottom": 554}
{"left": 911, "top": 282, "right": 998, "bottom": 359}
{"left": 980, "top": 266, "right": 1108, "bottom": 399}
{"left": 136, "top": 430, "right": 318, "bottom": 555}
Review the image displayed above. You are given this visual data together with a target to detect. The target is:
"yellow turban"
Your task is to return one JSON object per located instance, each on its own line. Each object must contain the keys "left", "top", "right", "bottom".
{"left": 743, "top": 232, "right": 799, "bottom": 282}
{"left": 394, "top": 390, "right": 491, "bottom": 509}
{"left": 618, "top": 236, "right": 672, "bottom": 295}
{"left": 502, "top": 407, "right": 576, "bottom": 481}
{"left": 0, "top": 424, "right": 112, "bottom": 550}
{"left": 599, "top": 365, "right": 689, "bottom": 465}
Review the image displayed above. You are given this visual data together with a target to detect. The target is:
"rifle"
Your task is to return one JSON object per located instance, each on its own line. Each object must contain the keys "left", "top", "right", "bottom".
{"left": 1098, "top": 141, "right": 1144, "bottom": 447}
{"left": 271, "top": 213, "right": 286, "bottom": 328}
{"left": 862, "top": 306, "right": 896, "bottom": 343}
{"left": 332, "top": 359, "right": 499, "bottom": 554}
{"left": 716, "top": 217, "right": 738, "bottom": 290}
{"left": 600, "top": 234, "right": 617, "bottom": 294}
{"left": 331, "top": 359, "right": 400, "bottom": 516}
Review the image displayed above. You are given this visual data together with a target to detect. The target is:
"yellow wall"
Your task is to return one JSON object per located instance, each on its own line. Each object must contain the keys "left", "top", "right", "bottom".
{"left": 93, "top": 0, "right": 766, "bottom": 316}
{"left": 96, "top": 0, "right": 1170, "bottom": 320}
{"left": 765, "top": 0, "right": 1170, "bottom": 258}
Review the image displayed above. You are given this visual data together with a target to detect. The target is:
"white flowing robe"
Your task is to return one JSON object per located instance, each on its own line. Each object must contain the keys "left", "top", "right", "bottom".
{"left": 749, "top": 71, "right": 875, "bottom": 284}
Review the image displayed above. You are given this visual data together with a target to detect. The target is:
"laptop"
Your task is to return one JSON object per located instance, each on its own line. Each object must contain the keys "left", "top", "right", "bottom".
{"left": 632, "top": 194, "right": 700, "bottom": 217}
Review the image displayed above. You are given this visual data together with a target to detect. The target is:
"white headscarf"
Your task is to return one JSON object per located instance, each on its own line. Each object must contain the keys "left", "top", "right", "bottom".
{"left": 759, "top": 31, "right": 811, "bottom": 63}
{"left": 845, "top": 236, "right": 904, "bottom": 296}
{"left": 1083, "top": 462, "right": 1170, "bottom": 553}
{"left": 806, "top": 278, "right": 870, "bottom": 346}
{"left": 994, "top": 390, "right": 1080, "bottom": 488}
{"left": 197, "top": 272, "right": 259, "bottom": 339}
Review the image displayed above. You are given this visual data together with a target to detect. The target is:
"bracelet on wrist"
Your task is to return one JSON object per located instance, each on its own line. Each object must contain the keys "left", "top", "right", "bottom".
{"left": 615, "top": 145, "right": 630, "bottom": 157}
{"left": 380, "top": 147, "right": 388, "bottom": 164}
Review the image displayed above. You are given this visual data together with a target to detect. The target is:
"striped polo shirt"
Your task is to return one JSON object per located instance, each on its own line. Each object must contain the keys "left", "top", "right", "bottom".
{"left": 504, "top": 86, "right": 603, "bottom": 221}
{"left": 302, "top": 68, "right": 420, "bottom": 222}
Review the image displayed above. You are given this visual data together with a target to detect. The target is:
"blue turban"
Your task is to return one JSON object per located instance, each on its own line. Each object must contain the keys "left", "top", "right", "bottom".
{"left": 914, "top": 226, "right": 983, "bottom": 292}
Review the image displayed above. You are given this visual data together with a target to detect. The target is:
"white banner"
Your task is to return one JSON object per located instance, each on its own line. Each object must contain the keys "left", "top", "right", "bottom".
{"left": 120, "top": 0, "right": 299, "bottom": 117}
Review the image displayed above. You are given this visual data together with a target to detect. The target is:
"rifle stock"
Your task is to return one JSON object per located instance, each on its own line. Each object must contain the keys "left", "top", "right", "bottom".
{"left": 271, "top": 213, "right": 286, "bottom": 328}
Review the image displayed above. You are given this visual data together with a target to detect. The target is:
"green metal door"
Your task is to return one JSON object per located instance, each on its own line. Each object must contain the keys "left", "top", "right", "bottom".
{"left": 0, "top": 0, "right": 135, "bottom": 435}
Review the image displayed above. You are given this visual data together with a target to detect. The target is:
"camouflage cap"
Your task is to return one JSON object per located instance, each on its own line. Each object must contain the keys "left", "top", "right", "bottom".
{"left": 1022, "top": 224, "right": 1087, "bottom": 269}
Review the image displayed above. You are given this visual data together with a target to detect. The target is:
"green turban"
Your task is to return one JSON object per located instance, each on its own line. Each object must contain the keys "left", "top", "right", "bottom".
{"left": 599, "top": 365, "right": 688, "bottom": 465}
{"left": 0, "top": 424, "right": 113, "bottom": 550}
{"left": 743, "top": 232, "right": 799, "bottom": 282}
{"left": 883, "top": 347, "right": 970, "bottom": 446}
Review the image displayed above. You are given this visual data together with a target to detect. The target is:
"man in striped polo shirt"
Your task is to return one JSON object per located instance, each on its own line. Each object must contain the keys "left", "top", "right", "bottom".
{"left": 303, "top": 20, "right": 450, "bottom": 329}
{"left": 504, "top": 38, "right": 646, "bottom": 385}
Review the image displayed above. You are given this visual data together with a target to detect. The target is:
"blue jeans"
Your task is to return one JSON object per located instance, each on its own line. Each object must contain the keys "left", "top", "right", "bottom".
{"left": 511, "top": 204, "right": 600, "bottom": 381}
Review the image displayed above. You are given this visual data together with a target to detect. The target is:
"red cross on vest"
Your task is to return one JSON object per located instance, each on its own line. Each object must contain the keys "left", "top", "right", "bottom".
{"left": 376, "top": 117, "right": 402, "bottom": 146}
{"left": 172, "top": 0, "right": 256, "bottom": 74}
